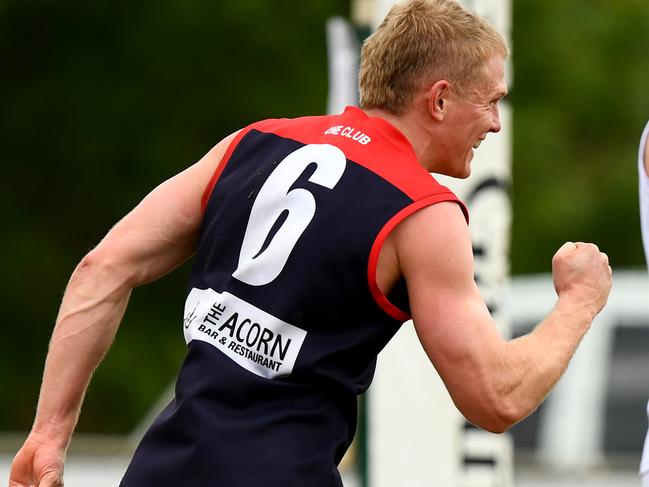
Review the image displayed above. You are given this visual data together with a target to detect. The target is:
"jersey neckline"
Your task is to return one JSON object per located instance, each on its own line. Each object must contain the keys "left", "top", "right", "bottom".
{"left": 342, "top": 106, "right": 417, "bottom": 158}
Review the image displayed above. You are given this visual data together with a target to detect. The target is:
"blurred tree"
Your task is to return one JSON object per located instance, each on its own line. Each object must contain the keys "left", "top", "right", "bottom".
{"left": 2, "top": 0, "right": 648, "bottom": 433}
{"left": 0, "top": 0, "right": 349, "bottom": 432}
{"left": 511, "top": 0, "right": 649, "bottom": 274}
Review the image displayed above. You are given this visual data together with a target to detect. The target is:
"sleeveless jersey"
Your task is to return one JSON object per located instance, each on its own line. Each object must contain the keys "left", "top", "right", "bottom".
{"left": 121, "top": 106, "right": 468, "bottom": 487}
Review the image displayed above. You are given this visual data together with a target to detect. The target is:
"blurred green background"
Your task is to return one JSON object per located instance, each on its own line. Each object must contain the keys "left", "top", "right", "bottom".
{"left": 1, "top": 0, "right": 648, "bottom": 433}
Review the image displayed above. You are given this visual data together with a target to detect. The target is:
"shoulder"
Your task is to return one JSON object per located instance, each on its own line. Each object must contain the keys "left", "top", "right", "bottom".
{"left": 393, "top": 201, "right": 472, "bottom": 286}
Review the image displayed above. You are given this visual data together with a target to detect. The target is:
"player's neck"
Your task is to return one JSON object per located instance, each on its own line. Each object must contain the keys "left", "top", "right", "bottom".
{"left": 364, "top": 107, "right": 438, "bottom": 172}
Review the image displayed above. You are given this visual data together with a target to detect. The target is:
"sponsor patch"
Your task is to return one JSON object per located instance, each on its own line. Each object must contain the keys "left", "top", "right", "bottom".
{"left": 183, "top": 288, "right": 307, "bottom": 379}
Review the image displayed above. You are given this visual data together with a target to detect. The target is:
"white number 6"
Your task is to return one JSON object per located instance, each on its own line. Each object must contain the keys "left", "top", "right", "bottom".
{"left": 232, "top": 143, "right": 346, "bottom": 286}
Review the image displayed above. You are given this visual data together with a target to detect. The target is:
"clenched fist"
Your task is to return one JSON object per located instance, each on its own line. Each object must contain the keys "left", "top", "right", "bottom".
{"left": 551, "top": 241, "right": 612, "bottom": 318}
{"left": 9, "top": 432, "right": 65, "bottom": 487}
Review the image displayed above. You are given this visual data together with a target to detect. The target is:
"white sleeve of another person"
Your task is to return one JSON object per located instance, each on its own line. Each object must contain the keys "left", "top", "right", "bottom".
{"left": 639, "top": 120, "right": 649, "bottom": 269}
{"left": 638, "top": 120, "right": 649, "bottom": 483}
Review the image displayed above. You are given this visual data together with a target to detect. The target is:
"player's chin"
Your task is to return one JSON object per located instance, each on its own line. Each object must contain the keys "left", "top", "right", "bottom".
{"left": 437, "top": 154, "right": 472, "bottom": 178}
{"left": 443, "top": 166, "right": 471, "bottom": 179}
{"left": 450, "top": 159, "right": 472, "bottom": 179}
{"left": 459, "top": 152, "right": 474, "bottom": 178}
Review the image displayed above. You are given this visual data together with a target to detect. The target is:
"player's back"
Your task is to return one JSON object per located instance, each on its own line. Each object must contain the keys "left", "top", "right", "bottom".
{"left": 120, "top": 107, "right": 465, "bottom": 487}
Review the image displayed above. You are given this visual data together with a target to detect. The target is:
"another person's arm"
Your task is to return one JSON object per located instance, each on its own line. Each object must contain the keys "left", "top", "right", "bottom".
{"left": 9, "top": 132, "right": 238, "bottom": 487}
{"left": 390, "top": 201, "right": 611, "bottom": 433}
{"left": 639, "top": 122, "right": 649, "bottom": 484}
{"left": 641, "top": 125, "right": 649, "bottom": 266}
{"left": 644, "top": 127, "right": 649, "bottom": 180}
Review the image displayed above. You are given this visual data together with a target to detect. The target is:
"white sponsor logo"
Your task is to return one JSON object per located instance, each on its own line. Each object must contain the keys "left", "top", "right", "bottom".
{"left": 324, "top": 125, "right": 372, "bottom": 145}
{"left": 183, "top": 288, "right": 307, "bottom": 379}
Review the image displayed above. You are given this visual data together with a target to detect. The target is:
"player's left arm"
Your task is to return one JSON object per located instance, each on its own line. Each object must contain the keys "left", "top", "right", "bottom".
{"left": 390, "top": 202, "right": 609, "bottom": 433}
{"left": 9, "top": 131, "right": 238, "bottom": 487}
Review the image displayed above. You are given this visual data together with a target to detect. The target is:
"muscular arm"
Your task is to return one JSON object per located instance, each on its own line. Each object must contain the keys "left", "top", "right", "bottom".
{"left": 10, "top": 132, "right": 238, "bottom": 487}
{"left": 387, "top": 202, "right": 610, "bottom": 433}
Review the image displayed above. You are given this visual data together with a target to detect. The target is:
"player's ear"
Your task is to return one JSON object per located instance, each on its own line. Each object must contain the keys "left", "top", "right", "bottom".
{"left": 428, "top": 80, "right": 451, "bottom": 121}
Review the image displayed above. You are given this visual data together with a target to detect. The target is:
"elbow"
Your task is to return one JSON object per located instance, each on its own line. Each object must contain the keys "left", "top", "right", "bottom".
{"left": 462, "top": 396, "right": 524, "bottom": 434}
{"left": 465, "top": 415, "right": 512, "bottom": 435}
{"left": 76, "top": 249, "right": 112, "bottom": 276}
{"left": 73, "top": 248, "right": 134, "bottom": 290}
{"left": 476, "top": 408, "right": 517, "bottom": 434}
{"left": 489, "top": 398, "right": 524, "bottom": 433}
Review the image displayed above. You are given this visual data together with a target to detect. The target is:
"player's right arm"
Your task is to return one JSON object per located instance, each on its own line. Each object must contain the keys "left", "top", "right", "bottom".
{"left": 8, "top": 132, "right": 239, "bottom": 487}
{"left": 389, "top": 201, "right": 611, "bottom": 433}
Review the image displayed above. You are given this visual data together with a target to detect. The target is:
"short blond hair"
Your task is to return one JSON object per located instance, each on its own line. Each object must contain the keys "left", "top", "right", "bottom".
{"left": 359, "top": 0, "right": 508, "bottom": 114}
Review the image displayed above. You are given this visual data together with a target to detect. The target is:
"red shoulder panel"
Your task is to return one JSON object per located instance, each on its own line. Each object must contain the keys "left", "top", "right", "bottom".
{"left": 367, "top": 194, "right": 468, "bottom": 321}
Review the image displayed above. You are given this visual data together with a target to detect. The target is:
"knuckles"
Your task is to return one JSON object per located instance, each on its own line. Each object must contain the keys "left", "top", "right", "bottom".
{"left": 552, "top": 243, "right": 612, "bottom": 288}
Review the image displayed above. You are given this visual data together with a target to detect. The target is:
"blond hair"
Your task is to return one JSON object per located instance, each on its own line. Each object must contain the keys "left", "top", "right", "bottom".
{"left": 359, "top": 0, "right": 508, "bottom": 114}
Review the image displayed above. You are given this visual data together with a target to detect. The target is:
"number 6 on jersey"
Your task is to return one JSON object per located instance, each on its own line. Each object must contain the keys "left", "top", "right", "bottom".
{"left": 233, "top": 143, "right": 347, "bottom": 286}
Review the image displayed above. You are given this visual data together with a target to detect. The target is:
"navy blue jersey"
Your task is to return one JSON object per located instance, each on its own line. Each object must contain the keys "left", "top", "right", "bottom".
{"left": 121, "top": 107, "right": 467, "bottom": 487}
